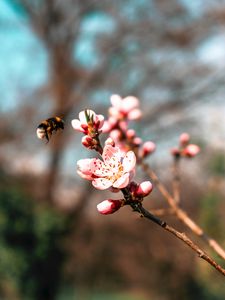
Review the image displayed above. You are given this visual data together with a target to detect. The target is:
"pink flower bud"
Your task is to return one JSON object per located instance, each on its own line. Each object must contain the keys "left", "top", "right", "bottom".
{"left": 141, "top": 141, "right": 156, "bottom": 157}
{"left": 129, "top": 181, "right": 138, "bottom": 194}
{"left": 128, "top": 108, "right": 142, "bottom": 120}
{"left": 109, "top": 107, "right": 121, "bottom": 118}
{"left": 179, "top": 133, "right": 190, "bottom": 146}
{"left": 121, "top": 96, "right": 139, "bottom": 113}
{"left": 102, "top": 117, "right": 118, "bottom": 133}
{"left": 101, "top": 121, "right": 111, "bottom": 133}
{"left": 110, "top": 129, "right": 122, "bottom": 141}
{"left": 119, "top": 121, "right": 128, "bottom": 131}
{"left": 133, "top": 137, "right": 142, "bottom": 146}
{"left": 110, "top": 94, "right": 122, "bottom": 109}
{"left": 82, "top": 135, "right": 94, "bottom": 148}
{"left": 97, "top": 199, "right": 123, "bottom": 215}
{"left": 135, "top": 181, "right": 153, "bottom": 197}
{"left": 109, "top": 95, "right": 142, "bottom": 121}
{"left": 183, "top": 144, "right": 200, "bottom": 157}
{"left": 126, "top": 129, "right": 136, "bottom": 139}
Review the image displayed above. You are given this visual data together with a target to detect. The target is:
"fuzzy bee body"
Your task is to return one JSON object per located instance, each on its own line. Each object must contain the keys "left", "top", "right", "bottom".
{"left": 37, "top": 117, "right": 64, "bottom": 142}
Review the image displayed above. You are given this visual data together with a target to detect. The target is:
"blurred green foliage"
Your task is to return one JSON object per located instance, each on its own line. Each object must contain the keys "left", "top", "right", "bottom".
{"left": 0, "top": 184, "right": 67, "bottom": 300}
{"left": 197, "top": 192, "right": 225, "bottom": 299}
{"left": 208, "top": 152, "right": 225, "bottom": 177}
{"left": 199, "top": 192, "right": 223, "bottom": 239}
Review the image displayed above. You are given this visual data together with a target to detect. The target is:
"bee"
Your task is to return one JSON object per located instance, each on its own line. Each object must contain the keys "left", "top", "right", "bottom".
{"left": 36, "top": 117, "right": 64, "bottom": 142}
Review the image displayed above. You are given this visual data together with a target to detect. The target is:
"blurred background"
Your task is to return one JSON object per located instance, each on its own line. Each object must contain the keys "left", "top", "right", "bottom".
{"left": 0, "top": 0, "right": 225, "bottom": 299}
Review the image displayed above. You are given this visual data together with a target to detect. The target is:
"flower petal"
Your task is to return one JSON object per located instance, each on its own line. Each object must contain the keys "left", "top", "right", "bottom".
{"left": 109, "top": 107, "right": 121, "bottom": 118}
{"left": 122, "top": 151, "right": 136, "bottom": 172}
{"left": 95, "top": 114, "right": 105, "bottom": 128}
{"left": 90, "top": 158, "right": 108, "bottom": 176}
{"left": 92, "top": 178, "right": 113, "bottom": 190}
{"left": 113, "top": 173, "right": 130, "bottom": 189}
{"left": 71, "top": 119, "right": 84, "bottom": 132}
{"left": 122, "top": 96, "right": 139, "bottom": 112}
{"left": 110, "top": 94, "right": 122, "bottom": 109}
{"left": 128, "top": 108, "right": 142, "bottom": 120}
{"left": 77, "top": 158, "right": 92, "bottom": 174}
{"left": 77, "top": 170, "right": 93, "bottom": 180}
{"left": 102, "top": 145, "right": 121, "bottom": 163}
{"left": 79, "top": 109, "right": 95, "bottom": 123}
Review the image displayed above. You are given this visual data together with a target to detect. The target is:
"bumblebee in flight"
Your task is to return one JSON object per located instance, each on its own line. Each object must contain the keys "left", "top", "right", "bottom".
{"left": 36, "top": 117, "right": 64, "bottom": 142}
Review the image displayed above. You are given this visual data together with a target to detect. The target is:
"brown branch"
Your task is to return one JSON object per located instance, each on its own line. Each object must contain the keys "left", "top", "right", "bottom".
{"left": 150, "top": 208, "right": 175, "bottom": 217}
{"left": 172, "top": 157, "right": 180, "bottom": 204}
{"left": 130, "top": 202, "right": 225, "bottom": 277}
{"left": 141, "top": 162, "right": 225, "bottom": 260}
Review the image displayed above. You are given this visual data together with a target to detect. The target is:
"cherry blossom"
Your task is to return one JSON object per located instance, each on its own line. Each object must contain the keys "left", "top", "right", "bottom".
{"left": 171, "top": 133, "right": 200, "bottom": 159}
{"left": 109, "top": 94, "right": 142, "bottom": 120}
{"left": 77, "top": 145, "right": 136, "bottom": 190}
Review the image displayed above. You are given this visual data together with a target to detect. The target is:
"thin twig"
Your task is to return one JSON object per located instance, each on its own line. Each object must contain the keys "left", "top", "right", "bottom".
{"left": 141, "top": 162, "right": 225, "bottom": 260}
{"left": 172, "top": 157, "right": 180, "bottom": 204}
{"left": 150, "top": 208, "right": 175, "bottom": 216}
{"left": 130, "top": 202, "right": 225, "bottom": 277}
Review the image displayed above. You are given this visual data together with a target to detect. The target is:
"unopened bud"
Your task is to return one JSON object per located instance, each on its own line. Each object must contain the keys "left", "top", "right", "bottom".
{"left": 129, "top": 181, "right": 138, "bottom": 194}
{"left": 183, "top": 144, "right": 200, "bottom": 158}
{"left": 179, "top": 133, "right": 190, "bottom": 146}
{"left": 128, "top": 108, "right": 142, "bottom": 120}
{"left": 110, "top": 129, "right": 122, "bottom": 141}
{"left": 126, "top": 129, "right": 136, "bottom": 139}
{"left": 141, "top": 141, "right": 156, "bottom": 157}
{"left": 135, "top": 181, "right": 153, "bottom": 197}
{"left": 133, "top": 137, "right": 142, "bottom": 146}
{"left": 97, "top": 199, "right": 123, "bottom": 215}
{"left": 82, "top": 135, "right": 95, "bottom": 149}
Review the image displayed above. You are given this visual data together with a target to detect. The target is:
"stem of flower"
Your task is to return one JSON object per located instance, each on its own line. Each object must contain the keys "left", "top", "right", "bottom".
{"left": 93, "top": 135, "right": 103, "bottom": 155}
{"left": 130, "top": 201, "right": 166, "bottom": 227}
{"left": 172, "top": 156, "right": 180, "bottom": 204}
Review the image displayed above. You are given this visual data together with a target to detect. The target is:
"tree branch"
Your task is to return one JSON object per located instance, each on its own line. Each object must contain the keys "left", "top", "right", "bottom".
{"left": 172, "top": 156, "right": 180, "bottom": 204}
{"left": 141, "top": 162, "right": 225, "bottom": 260}
{"left": 130, "top": 202, "right": 225, "bottom": 277}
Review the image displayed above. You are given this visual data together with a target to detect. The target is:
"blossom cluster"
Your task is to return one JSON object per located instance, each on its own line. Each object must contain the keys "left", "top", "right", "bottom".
{"left": 72, "top": 110, "right": 104, "bottom": 152}
{"left": 171, "top": 133, "right": 200, "bottom": 158}
{"left": 72, "top": 95, "right": 200, "bottom": 215}
{"left": 101, "top": 95, "right": 156, "bottom": 159}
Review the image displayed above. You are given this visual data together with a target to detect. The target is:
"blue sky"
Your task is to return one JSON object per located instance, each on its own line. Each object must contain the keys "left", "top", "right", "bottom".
{"left": 0, "top": 0, "right": 48, "bottom": 111}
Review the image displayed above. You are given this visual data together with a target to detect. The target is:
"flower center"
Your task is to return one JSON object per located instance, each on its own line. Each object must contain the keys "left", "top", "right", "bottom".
{"left": 107, "top": 161, "right": 123, "bottom": 182}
